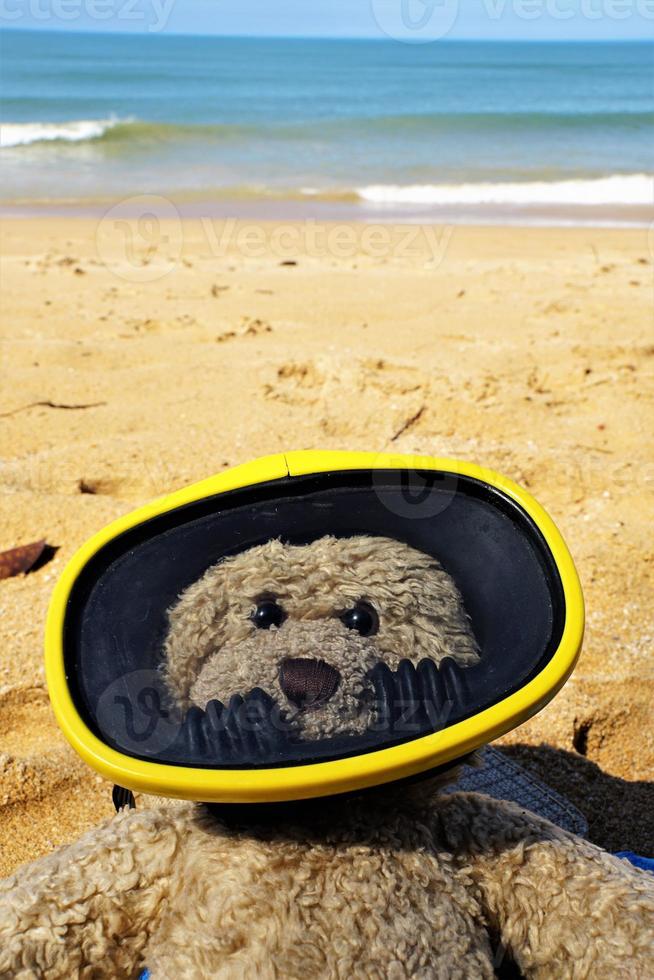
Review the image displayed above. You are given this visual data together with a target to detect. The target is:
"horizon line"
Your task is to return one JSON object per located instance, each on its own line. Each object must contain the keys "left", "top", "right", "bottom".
{"left": 1, "top": 26, "right": 652, "bottom": 42}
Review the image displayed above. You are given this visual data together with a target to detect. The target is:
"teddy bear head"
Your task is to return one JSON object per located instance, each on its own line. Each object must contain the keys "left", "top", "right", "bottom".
{"left": 162, "top": 535, "right": 478, "bottom": 742}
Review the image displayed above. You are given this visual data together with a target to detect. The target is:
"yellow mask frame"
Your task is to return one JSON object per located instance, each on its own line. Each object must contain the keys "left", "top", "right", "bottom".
{"left": 45, "top": 451, "right": 584, "bottom": 803}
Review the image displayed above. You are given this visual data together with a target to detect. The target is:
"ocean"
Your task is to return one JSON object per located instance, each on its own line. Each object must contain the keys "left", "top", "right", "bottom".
{"left": 1, "top": 30, "right": 652, "bottom": 224}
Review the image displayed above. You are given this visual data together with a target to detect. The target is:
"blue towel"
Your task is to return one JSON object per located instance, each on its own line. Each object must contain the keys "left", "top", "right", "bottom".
{"left": 138, "top": 971, "right": 150, "bottom": 980}
{"left": 615, "top": 851, "right": 654, "bottom": 873}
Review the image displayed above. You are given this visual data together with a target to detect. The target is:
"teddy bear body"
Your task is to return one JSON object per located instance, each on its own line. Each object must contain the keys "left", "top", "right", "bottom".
{"left": 1, "top": 535, "right": 653, "bottom": 979}
{"left": 3, "top": 787, "right": 653, "bottom": 979}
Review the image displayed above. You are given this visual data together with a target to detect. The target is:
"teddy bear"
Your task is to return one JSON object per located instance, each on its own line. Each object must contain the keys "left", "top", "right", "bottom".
{"left": 1, "top": 535, "right": 652, "bottom": 979}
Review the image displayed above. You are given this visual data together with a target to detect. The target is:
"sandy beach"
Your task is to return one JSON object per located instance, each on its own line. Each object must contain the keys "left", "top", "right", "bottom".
{"left": 1, "top": 216, "right": 652, "bottom": 875}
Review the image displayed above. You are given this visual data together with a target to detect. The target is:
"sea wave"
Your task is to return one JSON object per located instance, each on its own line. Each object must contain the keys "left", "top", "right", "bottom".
{"left": 0, "top": 117, "right": 128, "bottom": 148}
{"left": 0, "top": 117, "right": 261, "bottom": 150}
{"left": 356, "top": 175, "right": 654, "bottom": 207}
{"left": 3, "top": 109, "right": 653, "bottom": 152}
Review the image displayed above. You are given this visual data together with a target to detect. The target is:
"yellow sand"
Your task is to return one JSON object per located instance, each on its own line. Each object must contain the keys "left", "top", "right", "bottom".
{"left": 1, "top": 217, "right": 652, "bottom": 875}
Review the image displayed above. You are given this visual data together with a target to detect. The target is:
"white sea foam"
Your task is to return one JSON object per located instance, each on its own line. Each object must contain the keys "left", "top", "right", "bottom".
{"left": 356, "top": 174, "right": 654, "bottom": 207}
{"left": 0, "top": 118, "right": 124, "bottom": 149}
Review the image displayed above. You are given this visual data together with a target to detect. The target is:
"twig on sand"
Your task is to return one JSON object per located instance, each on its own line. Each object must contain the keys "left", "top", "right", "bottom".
{"left": 390, "top": 405, "right": 426, "bottom": 443}
{"left": 0, "top": 400, "right": 107, "bottom": 418}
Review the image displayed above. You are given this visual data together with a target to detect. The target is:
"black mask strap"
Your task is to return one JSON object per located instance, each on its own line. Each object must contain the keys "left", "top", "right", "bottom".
{"left": 112, "top": 784, "right": 136, "bottom": 812}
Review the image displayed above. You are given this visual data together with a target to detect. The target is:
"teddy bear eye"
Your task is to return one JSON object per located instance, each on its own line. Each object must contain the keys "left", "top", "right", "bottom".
{"left": 340, "top": 600, "right": 379, "bottom": 637}
{"left": 251, "top": 598, "right": 286, "bottom": 630}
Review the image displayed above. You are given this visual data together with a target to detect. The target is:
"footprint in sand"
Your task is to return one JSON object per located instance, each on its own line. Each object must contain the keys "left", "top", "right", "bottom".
{"left": 216, "top": 317, "right": 273, "bottom": 343}
{"left": 0, "top": 687, "right": 55, "bottom": 760}
{"left": 264, "top": 361, "right": 324, "bottom": 404}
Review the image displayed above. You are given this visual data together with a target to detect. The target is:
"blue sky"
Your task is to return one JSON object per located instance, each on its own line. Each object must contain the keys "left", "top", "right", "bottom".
{"left": 3, "top": 0, "right": 653, "bottom": 39}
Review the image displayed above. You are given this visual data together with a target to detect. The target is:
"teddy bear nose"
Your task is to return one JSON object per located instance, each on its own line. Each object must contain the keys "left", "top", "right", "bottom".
{"left": 279, "top": 658, "right": 341, "bottom": 709}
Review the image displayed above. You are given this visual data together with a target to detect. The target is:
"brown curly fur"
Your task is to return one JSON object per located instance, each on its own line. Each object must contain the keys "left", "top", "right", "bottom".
{"left": 1, "top": 535, "right": 653, "bottom": 979}
{"left": 2, "top": 791, "right": 653, "bottom": 979}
